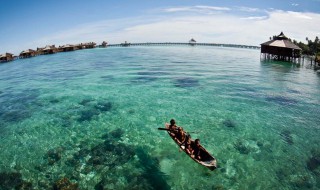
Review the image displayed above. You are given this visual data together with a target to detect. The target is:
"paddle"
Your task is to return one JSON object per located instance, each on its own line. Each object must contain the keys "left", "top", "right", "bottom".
{"left": 158, "top": 127, "right": 173, "bottom": 131}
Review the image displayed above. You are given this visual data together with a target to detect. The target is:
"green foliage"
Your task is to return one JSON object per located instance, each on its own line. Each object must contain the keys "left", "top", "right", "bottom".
{"left": 295, "top": 36, "right": 320, "bottom": 55}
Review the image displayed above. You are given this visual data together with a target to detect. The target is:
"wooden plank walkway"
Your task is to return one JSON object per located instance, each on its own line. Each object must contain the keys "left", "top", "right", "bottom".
{"left": 105, "top": 42, "right": 260, "bottom": 49}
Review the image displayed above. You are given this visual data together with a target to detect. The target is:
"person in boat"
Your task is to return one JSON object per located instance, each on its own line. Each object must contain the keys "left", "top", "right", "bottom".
{"left": 184, "top": 134, "right": 194, "bottom": 155}
{"left": 175, "top": 127, "right": 185, "bottom": 144}
{"left": 168, "top": 119, "right": 178, "bottom": 131}
{"left": 168, "top": 119, "right": 180, "bottom": 137}
{"left": 191, "top": 139, "right": 202, "bottom": 160}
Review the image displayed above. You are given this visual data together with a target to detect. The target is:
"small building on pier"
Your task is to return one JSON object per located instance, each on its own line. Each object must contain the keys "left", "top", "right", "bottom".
{"left": 121, "top": 41, "right": 131, "bottom": 47}
{"left": 261, "top": 32, "right": 302, "bottom": 62}
{"left": 19, "top": 49, "right": 37, "bottom": 58}
{"left": 101, "top": 41, "right": 108, "bottom": 47}
{"left": 189, "top": 38, "right": 196, "bottom": 46}
{"left": 0, "top": 53, "right": 14, "bottom": 62}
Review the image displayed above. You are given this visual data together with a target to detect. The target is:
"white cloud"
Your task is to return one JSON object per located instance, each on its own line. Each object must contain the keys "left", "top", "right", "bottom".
{"left": 240, "top": 16, "right": 268, "bottom": 20}
{"left": 237, "top": 6, "right": 264, "bottom": 12}
{"left": 291, "top": 3, "right": 299, "bottom": 6}
{"left": 163, "top": 5, "right": 230, "bottom": 14}
{"left": 194, "top": 5, "right": 231, "bottom": 11}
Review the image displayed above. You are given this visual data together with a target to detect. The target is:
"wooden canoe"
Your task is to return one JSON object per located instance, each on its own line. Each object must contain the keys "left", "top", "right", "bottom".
{"left": 165, "top": 123, "right": 217, "bottom": 170}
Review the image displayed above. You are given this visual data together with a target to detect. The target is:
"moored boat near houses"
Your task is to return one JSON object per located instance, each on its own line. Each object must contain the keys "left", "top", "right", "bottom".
{"left": 260, "top": 32, "right": 302, "bottom": 62}
{"left": 19, "top": 49, "right": 37, "bottom": 58}
{"left": 0, "top": 53, "right": 14, "bottom": 62}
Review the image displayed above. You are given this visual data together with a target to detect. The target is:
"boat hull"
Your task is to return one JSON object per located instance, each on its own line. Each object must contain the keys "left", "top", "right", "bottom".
{"left": 165, "top": 124, "right": 217, "bottom": 170}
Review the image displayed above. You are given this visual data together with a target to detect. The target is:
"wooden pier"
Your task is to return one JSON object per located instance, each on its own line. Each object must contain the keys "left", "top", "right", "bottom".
{"left": 106, "top": 42, "right": 260, "bottom": 49}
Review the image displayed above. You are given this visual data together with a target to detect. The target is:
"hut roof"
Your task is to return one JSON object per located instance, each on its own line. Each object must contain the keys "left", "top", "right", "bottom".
{"left": 0, "top": 53, "right": 13, "bottom": 58}
{"left": 63, "top": 44, "right": 75, "bottom": 48}
{"left": 21, "top": 49, "right": 36, "bottom": 54}
{"left": 261, "top": 32, "right": 301, "bottom": 50}
{"left": 189, "top": 38, "right": 196, "bottom": 42}
{"left": 276, "top": 32, "right": 288, "bottom": 40}
{"left": 261, "top": 40, "right": 301, "bottom": 50}
{"left": 43, "top": 45, "right": 56, "bottom": 50}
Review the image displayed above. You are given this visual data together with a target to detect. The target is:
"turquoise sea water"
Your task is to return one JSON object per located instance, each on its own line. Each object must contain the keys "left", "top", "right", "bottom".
{"left": 0, "top": 46, "right": 319, "bottom": 189}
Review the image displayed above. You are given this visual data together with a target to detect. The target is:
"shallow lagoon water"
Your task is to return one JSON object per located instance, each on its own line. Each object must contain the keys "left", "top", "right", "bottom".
{"left": 0, "top": 46, "right": 320, "bottom": 189}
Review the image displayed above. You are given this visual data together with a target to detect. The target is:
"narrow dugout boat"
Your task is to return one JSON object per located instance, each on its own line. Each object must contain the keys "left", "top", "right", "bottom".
{"left": 164, "top": 123, "right": 217, "bottom": 170}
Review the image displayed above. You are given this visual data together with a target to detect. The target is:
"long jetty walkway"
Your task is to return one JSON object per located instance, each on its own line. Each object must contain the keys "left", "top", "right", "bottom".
{"left": 107, "top": 42, "right": 260, "bottom": 49}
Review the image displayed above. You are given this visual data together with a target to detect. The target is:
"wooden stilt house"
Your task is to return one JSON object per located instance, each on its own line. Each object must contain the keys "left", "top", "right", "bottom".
{"left": 261, "top": 32, "right": 302, "bottom": 62}
{"left": 101, "top": 41, "right": 108, "bottom": 47}
{"left": 0, "top": 53, "right": 14, "bottom": 62}
{"left": 42, "top": 45, "right": 58, "bottom": 54}
{"left": 59, "top": 44, "right": 78, "bottom": 52}
{"left": 19, "top": 49, "right": 37, "bottom": 58}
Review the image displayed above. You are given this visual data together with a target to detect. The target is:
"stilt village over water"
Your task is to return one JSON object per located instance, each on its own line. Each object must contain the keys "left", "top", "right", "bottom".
{"left": 1, "top": 32, "right": 320, "bottom": 69}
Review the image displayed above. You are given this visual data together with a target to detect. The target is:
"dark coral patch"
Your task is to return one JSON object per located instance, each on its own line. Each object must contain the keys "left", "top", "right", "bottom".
{"left": 131, "top": 71, "right": 170, "bottom": 84}
{"left": 100, "top": 75, "right": 114, "bottom": 81}
{"left": 307, "top": 157, "right": 320, "bottom": 171}
{"left": 265, "top": 96, "right": 298, "bottom": 106}
{"left": 0, "top": 172, "right": 32, "bottom": 190}
{"left": 79, "top": 99, "right": 92, "bottom": 106}
{"left": 0, "top": 89, "right": 40, "bottom": 123}
{"left": 137, "top": 71, "right": 169, "bottom": 76}
{"left": 77, "top": 100, "right": 113, "bottom": 122}
{"left": 0, "top": 110, "right": 31, "bottom": 123}
{"left": 49, "top": 98, "right": 60, "bottom": 104}
{"left": 86, "top": 140, "right": 135, "bottom": 168}
{"left": 307, "top": 150, "right": 320, "bottom": 172}
{"left": 95, "top": 102, "right": 112, "bottom": 112}
{"left": 53, "top": 177, "right": 78, "bottom": 190}
{"left": 77, "top": 109, "right": 100, "bottom": 122}
{"left": 136, "top": 148, "right": 171, "bottom": 190}
{"left": 280, "top": 130, "right": 293, "bottom": 145}
{"left": 223, "top": 119, "right": 236, "bottom": 128}
{"left": 234, "top": 140, "right": 250, "bottom": 154}
{"left": 45, "top": 147, "right": 64, "bottom": 165}
{"left": 174, "top": 77, "right": 199, "bottom": 88}
{"left": 109, "top": 128, "right": 125, "bottom": 139}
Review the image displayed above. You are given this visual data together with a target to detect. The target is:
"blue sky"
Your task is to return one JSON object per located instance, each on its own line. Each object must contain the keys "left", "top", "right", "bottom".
{"left": 1, "top": 0, "right": 320, "bottom": 54}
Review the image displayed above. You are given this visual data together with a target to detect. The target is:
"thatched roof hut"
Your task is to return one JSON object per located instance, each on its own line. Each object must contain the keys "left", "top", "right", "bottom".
{"left": 84, "top": 42, "right": 96, "bottom": 49}
{"left": 59, "top": 44, "right": 78, "bottom": 52}
{"left": 189, "top": 38, "right": 196, "bottom": 43}
{"left": 0, "top": 53, "right": 14, "bottom": 62}
{"left": 74, "top": 42, "right": 96, "bottom": 50}
{"left": 101, "top": 41, "right": 108, "bottom": 47}
{"left": 261, "top": 32, "right": 302, "bottom": 61}
{"left": 42, "top": 45, "right": 58, "bottom": 54}
{"left": 19, "top": 49, "right": 37, "bottom": 58}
